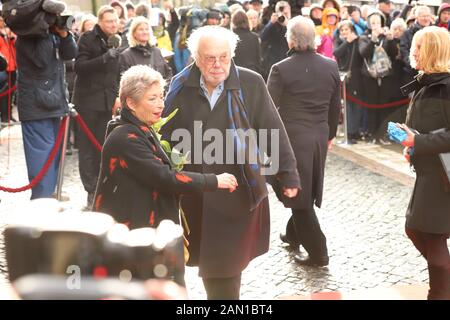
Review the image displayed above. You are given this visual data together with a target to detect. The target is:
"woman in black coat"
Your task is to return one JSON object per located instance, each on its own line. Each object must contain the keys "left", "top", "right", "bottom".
{"left": 333, "top": 20, "right": 364, "bottom": 142}
{"left": 93, "top": 65, "right": 237, "bottom": 286}
{"left": 358, "top": 10, "right": 398, "bottom": 143}
{"left": 119, "top": 16, "right": 172, "bottom": 81}
{"left": 397, "top": 27, "right": 450, "bottom": 300}
{"left": 231, "top": 11, "right": 262, "bottom": 75}
{"left": 267, "top": 16, "right": 341, "bottom": 267}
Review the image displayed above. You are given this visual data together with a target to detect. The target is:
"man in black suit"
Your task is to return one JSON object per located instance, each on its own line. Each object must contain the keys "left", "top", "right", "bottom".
{"left": 72, "top": 5, "right": 120, "bottom": 208}
{"left": 267, "top": 16, "right": 341, "bottom": 267}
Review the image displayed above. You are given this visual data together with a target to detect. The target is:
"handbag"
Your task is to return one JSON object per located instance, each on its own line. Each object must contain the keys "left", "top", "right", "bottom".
{"left": 364, "top": 39, "right": 392, "bottom": 80}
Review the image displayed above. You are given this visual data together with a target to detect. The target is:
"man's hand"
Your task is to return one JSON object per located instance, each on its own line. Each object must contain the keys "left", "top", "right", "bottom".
{"left": 103, "top": 48, "right": 120, "bottom": 63}
{"left": 54, "top": 27, "right": 68, "bottom": 39}
{"left": 270, "top": 13, "right": 278, "bottom": 24}
{"left": 283, "top": 187, "right": 298, "bottom": 198}
{"left": 112, "top": 98, "right": 121, "bottom": 117}
{"left": 328, "top": 139, "right": 333, "bottom": 150}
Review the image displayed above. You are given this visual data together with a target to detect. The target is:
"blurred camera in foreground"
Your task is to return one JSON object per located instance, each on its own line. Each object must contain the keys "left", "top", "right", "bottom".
{"left": 3, "top": 199, "right": 186, "bottom": 299}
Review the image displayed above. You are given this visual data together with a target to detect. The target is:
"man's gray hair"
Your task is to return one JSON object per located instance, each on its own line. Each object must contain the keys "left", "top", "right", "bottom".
{"left": 286, "top": 16, "right": 316, "bottom": 52}
{"left": 119, "top": 65, "right": 166, "bottom": 108}
{"left": 187, "top": 26, "right": 240, "bottom": 60}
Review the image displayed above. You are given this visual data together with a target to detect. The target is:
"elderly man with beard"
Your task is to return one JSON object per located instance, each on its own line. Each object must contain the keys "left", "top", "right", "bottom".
{"left": 162, "top": 26, "right": 300, "bottom": 299}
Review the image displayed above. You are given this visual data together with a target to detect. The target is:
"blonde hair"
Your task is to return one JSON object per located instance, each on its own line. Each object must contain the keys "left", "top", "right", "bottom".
{"left": 80, "top": 14, "right": 97, "bottom": 34}
{"left": 127, "top": 16, "right": 156, "bottom": 47}
{"left": 119, "top": 65, "right": 166, "bottom": 108}
{"left": 410, "top": 26, "right": 450, "bottom": 74}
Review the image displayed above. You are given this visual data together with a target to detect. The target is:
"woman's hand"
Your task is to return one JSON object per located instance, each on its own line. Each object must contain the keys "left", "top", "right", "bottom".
{"left": 346, "top": 32, "right": 358, "bottom": 43}
{"left": 403, "top": 147, "right": 411, "bottom": 163}
{"left": 396, "top": 123, "right": 416, "bottom": 147}
{"left": 216, "top": 173, "right": 238, "bottom": 193}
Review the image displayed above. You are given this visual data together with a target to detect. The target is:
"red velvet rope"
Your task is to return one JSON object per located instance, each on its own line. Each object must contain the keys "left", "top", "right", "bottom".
{"left": 73, "top": 113, "right": 103, "bottom": 152}
{"left": 346, "top": 93, "right": 410, "bottom": 109}
{"left": 0, "top": 85, "right": 16, "bottom": 99}
{"left": 0, "top": 116, "right": 68, "bottom": 193}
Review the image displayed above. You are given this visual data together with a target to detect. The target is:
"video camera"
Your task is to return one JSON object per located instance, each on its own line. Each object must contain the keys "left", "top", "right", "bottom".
{"left": 52, "top": 14, "right": 75, "bottom": 31}
{"left": 4, "top": 200, "right": 185, "bottom": 286}
{"left": 278, "top": 6, "right": 286, "bottom": 24}
{"left": 1, "top": 0, "right": 73, "bottom": 37}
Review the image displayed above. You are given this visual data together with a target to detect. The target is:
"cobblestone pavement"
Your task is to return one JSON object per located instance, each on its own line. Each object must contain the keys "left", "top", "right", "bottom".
{"left": 0, "top": 124, "right": 431, "bottom": 299}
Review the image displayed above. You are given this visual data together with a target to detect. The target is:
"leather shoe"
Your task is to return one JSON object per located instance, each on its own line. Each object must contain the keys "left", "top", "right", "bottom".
{"left": 279, "top": 233, "right": 299, "bottom": 251}
{"left": 294, "top": 254, "right": 329, "bottom": 267}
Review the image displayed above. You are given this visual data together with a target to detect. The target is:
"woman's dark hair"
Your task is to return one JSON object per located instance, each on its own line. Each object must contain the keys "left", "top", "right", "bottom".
{"left": 232, "top": 11, "right": 250, "bottom": 30}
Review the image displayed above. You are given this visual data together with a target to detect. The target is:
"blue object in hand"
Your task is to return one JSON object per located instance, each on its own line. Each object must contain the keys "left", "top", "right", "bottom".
{"left": 387, "top": 122, "right": 407, "bottom": 144}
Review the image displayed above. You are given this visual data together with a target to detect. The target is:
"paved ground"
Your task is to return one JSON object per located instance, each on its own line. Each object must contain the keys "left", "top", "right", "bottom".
{"left": 0, "top": 122, "right": 433, "bottom": 299}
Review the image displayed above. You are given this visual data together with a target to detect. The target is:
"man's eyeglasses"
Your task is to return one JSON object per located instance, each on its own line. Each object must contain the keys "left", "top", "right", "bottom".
{"left": 200, "top": 54, "right": 230, "bottom": 65}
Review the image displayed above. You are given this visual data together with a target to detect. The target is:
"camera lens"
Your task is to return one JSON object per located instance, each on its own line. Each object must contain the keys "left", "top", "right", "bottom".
{"left": 278, "top": 15, "right": 285, "bottom": 23}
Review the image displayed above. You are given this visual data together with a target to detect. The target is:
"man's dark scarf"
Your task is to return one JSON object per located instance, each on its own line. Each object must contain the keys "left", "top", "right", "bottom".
{"left": 165, "top": 63, "right": 268, "bottom": 211}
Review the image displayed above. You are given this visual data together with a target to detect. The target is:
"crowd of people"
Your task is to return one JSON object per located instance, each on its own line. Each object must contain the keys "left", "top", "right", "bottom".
{"left": 0, "top": 0, "right": 449, "bottom": 300}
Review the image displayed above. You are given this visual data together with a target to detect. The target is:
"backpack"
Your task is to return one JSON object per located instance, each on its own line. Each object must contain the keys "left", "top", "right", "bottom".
{"left": 364, "top": 40, "right": 392, "bottom": 80}
{"left": 1, "top": 0, "right": 51, "bottom": 37}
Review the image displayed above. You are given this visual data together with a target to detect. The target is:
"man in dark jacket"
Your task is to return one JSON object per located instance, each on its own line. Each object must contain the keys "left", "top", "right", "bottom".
{"left": 399, "top": 6, "right": 432, "bottom": 83}
{"left": 268, "top": 16, "right": 341, "bottom": 267}
{"left": 260, "top": 1, "right": 291, "bottom": 79}
{"left": 16, "top": 23, "right": 77, "bottom": 199}
{"left": 72, "top": 5, "right": 120, "bottom": 207}
{"left": 162, "top": 26, "right": 300, "bottom": 299}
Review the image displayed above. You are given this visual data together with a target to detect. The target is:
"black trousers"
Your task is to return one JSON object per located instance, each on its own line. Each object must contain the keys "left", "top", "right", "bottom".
{"left": 286, "top": 208, "right": 328, "bottom": 258}
{"left": 77, "top": 109, "right": 111, "bottom": 194}
{"left": 202, "top": 274, "right": 241, "bottom": 300}
{"left": 406, "top": 227, "right": 450, "bottom": 300}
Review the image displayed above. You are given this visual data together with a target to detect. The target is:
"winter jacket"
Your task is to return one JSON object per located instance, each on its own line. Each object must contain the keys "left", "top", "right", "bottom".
{"left": 16, "top": 32, "right": 77, "bottom": 121}
{"left": 119, "top": 44, "right": 172, "bottom": 81}
{"left": 72, "top": 24, "right": 120, "bottom": 112}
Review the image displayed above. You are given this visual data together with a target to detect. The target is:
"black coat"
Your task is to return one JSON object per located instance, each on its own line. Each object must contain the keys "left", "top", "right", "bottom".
{"left": 94, "top": 107, "right": 218, "bottom": 229}
{"left": 358, "top": 33, "right": 398, "bottom": 104}
{"left": 161, "top": 63, "right": 300, "bottom": 278}
{"left": 16, "top": 33, "right": 77, "bottom": 121}
{"left": 119, "top": 45, "right": 172, "bottom": 81}
{"left": 232, "top": 28, "right": 262, "bottom": 75}
{"left": 260, "top": 22, "right": 289, "bottom": 78}
{"left": 333, "top": 37, "right": 364, "bottom": 98}
{"left": 72, "top": 25, "right": 120, "bottom": 112}
{"left": 399, "top": 23, "right": 422, "bottom": 80}
{"left": 267, "top": 50, "right": 341, "bottom": 209}
{"left": 405, "top": 73, "right": 450, "bottom": 234}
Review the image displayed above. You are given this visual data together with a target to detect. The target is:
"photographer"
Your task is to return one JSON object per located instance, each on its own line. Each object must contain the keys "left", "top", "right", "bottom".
{"left": 72, "top": 5, "right": 120, "bottom": 209}
{"left": 15, "top": 15, "right": 77, "bottom": 199}
{"left": 260, "top": 1, "right": 291, "bottom": 79}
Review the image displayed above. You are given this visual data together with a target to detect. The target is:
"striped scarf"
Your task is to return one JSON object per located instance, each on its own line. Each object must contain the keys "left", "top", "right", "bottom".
{"left": 165, "top": 64, "right": 268, "bottom": 211}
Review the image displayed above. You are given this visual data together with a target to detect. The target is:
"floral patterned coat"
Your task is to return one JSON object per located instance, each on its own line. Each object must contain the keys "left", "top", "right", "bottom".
{"left": 93, "top": 108, "right": 218, "bottom": 230}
